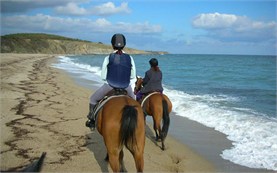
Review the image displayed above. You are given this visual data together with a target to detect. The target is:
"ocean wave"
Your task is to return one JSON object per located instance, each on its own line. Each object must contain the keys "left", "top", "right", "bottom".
{"left": 164, "top": 87, "right": 277, "bottom": 171}
{"left": 53, "top": 56, "right": 104, "bottom": 85}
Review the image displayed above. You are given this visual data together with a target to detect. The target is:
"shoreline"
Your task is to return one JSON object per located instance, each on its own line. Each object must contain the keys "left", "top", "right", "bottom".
{"left": 1, "top": 53, "right": 214, "bottom": 172}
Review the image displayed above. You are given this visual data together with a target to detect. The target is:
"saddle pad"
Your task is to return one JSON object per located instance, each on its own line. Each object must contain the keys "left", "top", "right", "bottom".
{"left": 94, "top": 95, "right": 128, "bottom": 119}
{"left": 141, "top": 92, "right": 160, "bottom": 107}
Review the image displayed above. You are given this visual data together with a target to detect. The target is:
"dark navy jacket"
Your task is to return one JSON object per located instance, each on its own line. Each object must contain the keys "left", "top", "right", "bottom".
{"left": 106, "top": 53, "right": 132, "bottom": 89}
{"left": 141, "top": 68, "right": 163, "bottom": 93}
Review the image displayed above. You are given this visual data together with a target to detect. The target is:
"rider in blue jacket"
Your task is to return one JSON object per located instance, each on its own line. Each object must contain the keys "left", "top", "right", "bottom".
{"left": 86, "top": 34, "right": 136, "bottom": 128}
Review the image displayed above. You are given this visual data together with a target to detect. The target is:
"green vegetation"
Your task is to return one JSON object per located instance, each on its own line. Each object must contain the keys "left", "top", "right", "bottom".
{"left": 1, "top": 33, "right": 112, "bottom": 54}
{"left": 0, "top": 33, "right": 167, "bottom": 54}
{"left": 1, "top": 33, "right": 91, "bottom": 42}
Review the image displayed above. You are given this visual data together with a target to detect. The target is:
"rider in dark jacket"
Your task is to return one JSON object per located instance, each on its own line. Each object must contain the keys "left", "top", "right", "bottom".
{"left": 136, "top": 58, "right": 163, "bottom": 101}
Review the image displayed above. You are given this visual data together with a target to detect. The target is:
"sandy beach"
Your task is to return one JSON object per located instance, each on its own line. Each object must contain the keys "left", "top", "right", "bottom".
{"left": 0, "top": 53, "right": 215, "bottom": 172}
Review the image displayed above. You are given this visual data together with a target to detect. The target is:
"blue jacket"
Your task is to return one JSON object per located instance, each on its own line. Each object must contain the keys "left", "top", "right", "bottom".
{"left": 106, "top": 53, "right": 132, "bottom": 88}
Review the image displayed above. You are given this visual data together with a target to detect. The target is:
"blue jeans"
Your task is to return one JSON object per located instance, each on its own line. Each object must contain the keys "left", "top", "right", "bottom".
{"left": 136, "top": 91, "right": 143, "bottom": 101}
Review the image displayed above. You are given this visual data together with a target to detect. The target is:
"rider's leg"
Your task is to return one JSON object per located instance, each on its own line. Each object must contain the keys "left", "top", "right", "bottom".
{"left": 86, "top": 83, "right": 113, "bottom": 128}
{"left": 86, "top": 103, "right": 96, "bottom": 128}
{"left": 90, "top": 83, "right": 113, "bottom": 105}
{"left": 126, "top": 85, "right": 136, "bottom": 100}
{"left": 86, "top": 103, "right": 95, "bottom": 121}
{"left": 135, "top": 91, "right": 143, "bottom": 101}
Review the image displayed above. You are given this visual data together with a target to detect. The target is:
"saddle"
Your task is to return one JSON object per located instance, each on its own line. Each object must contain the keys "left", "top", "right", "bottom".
{"left": 138, "top": 90, "right": 162, "bottom": 103}
{"left": 93, "top": 88, "right": 128, "bottom": 119}
{"left": 106, "top": 88, "right": 127, "bottom": 97}
{"left": 140, "top": 91, "right": 161, "bottom": 107}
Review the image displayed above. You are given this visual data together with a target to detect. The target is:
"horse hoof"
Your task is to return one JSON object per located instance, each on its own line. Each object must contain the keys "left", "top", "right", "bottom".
{"left": 161, "top": 145, "right": 165, "bottom": 150}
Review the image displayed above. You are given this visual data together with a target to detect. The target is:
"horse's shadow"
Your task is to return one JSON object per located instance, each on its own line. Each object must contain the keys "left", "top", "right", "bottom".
{"left": 85, "top": 130, "right": 109, "bottom": 172}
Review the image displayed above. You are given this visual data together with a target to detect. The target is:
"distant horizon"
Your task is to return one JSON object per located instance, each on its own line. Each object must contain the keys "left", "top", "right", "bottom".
{"left": 163, "top": 53, "right": 277, "bottom": 56}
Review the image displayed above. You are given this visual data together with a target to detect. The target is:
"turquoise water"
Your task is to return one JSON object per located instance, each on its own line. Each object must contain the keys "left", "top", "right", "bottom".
{"left": 53, "top": 54, "right": 277, "bottom": 170}
{"left": 142, "top": 54, "right": 276, "bottom": 117}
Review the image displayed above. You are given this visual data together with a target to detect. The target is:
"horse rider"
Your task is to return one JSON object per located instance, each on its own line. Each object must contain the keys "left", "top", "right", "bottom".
{"left": 135, "top": 58, "right": 163, "bottom": 101}
{"left": 86, "top": 33, "right": 136, "bottom": 128}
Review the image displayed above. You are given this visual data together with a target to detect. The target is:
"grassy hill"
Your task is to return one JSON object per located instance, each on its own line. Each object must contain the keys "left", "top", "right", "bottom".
{"left": 1, "top": 33, "right": 166, "bottom": 54}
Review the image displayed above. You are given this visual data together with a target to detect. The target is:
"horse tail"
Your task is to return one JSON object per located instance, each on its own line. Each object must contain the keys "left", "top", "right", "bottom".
{"left": 120, "top": 105, "right": 138, "bottom": 153}
{"left": 161, "top": 99, "right": 170, "bottom": 139}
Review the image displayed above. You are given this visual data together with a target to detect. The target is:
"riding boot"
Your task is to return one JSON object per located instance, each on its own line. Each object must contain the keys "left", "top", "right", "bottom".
{"left": 85, "top": 104, "right": 96, "bottom": 129}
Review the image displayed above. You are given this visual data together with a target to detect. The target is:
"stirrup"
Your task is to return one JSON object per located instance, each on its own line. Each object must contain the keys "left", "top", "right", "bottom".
{"left": 85, "top": 119, "right": 95, "bottom": 129}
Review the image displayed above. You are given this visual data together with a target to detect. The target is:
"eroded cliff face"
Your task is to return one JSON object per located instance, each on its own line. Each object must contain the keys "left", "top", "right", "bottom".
{"left": 1, "top": 38, "right": 148, "bottom": 54}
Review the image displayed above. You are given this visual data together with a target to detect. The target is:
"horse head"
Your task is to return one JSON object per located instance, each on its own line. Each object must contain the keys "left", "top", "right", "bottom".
{"left": 134, "top": 76, "right": 143, "bottom": 94}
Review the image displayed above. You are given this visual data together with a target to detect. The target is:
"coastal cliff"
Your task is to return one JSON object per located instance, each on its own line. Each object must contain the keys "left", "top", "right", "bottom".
{"left": 0, "top": 33, "right": 168, "bottom": 55}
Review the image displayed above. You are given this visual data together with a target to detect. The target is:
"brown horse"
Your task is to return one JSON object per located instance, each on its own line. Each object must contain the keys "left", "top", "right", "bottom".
{"left": 96, "top": 95, "right": 145, "bottom": 172}
{"left": 134, "top": 77, "right": 172, "bottom": 150}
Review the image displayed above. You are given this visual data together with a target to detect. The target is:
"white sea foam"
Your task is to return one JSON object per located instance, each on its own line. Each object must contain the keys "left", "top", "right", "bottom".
{"left": 53, "top": 56, "right": 104, "bottom": 86}
{"left": 54, "top": 55, "right": 277, "bottom": 171}
{"left": 164, "top": 87, "right": 277, "bottom": 171}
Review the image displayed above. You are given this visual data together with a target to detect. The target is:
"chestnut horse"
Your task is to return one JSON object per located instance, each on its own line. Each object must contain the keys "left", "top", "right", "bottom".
{"left": 96, "top": 95, "right": 145, "bottom": 172}
{"left": 134, "top": 77, "right": 172, "bottom": 150}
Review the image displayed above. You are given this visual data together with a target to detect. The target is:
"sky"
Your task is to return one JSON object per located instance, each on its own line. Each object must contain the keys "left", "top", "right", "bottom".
{"left": 1, "top": 0, "right": 276, "bottom": 55}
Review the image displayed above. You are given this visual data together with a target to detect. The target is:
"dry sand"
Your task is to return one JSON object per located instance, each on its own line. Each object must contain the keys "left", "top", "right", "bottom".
{"left": 0, "top": 53, "right": 215, "bottom": 172}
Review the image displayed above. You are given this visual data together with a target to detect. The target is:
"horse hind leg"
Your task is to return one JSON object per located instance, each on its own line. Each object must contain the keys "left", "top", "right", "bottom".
{"left": 108, "top": 152, "right": 121, "bottom": 172}
{"left": 152, "top": 118, "right": 160, "bottom": 141}
{"left": 119, "top": 150, "right": 127, "bottom": 172}
{"left": 106, "top": 150, "right": 126, "bottom": 172}
{"left": 160, "top": 133, "right": 165, "bottom": 150}
{"left": 154, "top": 118, "right": 165, "bottom": 150}
{"left": 133, "top": 151, "right": 144, "bottom": 172}
{"left": 156, "top": 123, "right": 163, "bottom": 142}
{"left": 153, "top": 124, "right": 159, "bottom": 141}
{"left": 158, "top": 127, "right": 166, "bottom": 150}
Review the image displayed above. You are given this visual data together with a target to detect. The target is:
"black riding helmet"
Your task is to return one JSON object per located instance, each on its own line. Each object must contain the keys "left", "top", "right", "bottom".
{"left": 111, "top": 33, "right": 126, "bottom": 49}
{"left": 149, "top": 58, "right": 158, "bottom": 67}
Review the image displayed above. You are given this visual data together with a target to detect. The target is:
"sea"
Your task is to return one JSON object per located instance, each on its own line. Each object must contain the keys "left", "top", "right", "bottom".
{"left": 53, "top": 54, "right": 277, "bottom": 171}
